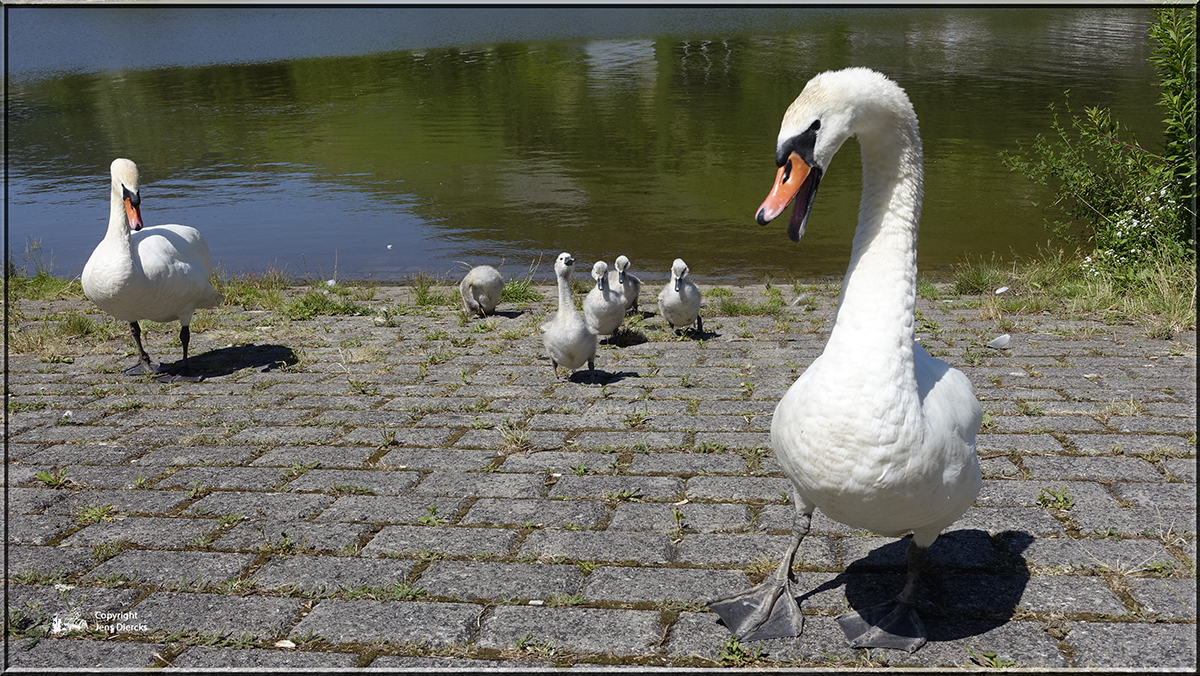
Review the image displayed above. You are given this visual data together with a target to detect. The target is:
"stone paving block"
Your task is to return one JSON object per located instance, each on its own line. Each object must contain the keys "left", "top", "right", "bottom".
{"left": 4, "top": 486, "right": 72, "bottom": 514}
{"left": 548, "top": 475, "right": 684, "bottom": 501}
{"left": 413, "top": 471, "right": 547, "bottom": 498}
{"left": 134, "top": 591, "right": 303, "bottom": 638}
{"left": 9, "top": 425, "right": 123, "bottom": 445}
{"left": 47, "top": 488, "right": 193, "bottom": 517}
{"left": 571, "top": 430, "right": 688, "bottom": 450}
{"left": 158, "top": 466, "right": 282, "bottom": 491}
{"left": 607, "top": 502, "right": 750, "bottom": 533}
{"left": 182, "top": 491, "right": 333, "bottom": 520}
{"left": 876, "top": 618, "right": 1071, "bottom": 669}
{"left": 362, "top": 525, "right": 518, "bottom": 558}
{"left": 5, "top": 545, "right": 96, "bottom": 578}
{"left": 224, "top": 425, "right": 343, "bottom": 446}
{"left": 1107, "top": 416, "right": 1197, "bottom": 434}
{"left": 339, "top": 425, "right": 457, "bottom": 447}
{"left": 249, "top": 444, "right": 378, "bottom": 468}
{"left": 974, "top": 479, "right": 1119, "bottom": 509}
{"left": 685, "top": 475, "right": 793, "bottom": 502}
{"left": 1072, "top": 506, "right": 1195, "bottom": 537}
{"left": 59, "top": 516, "right": 217, "bottom": 549}
{"left": 953, "top": 506, "right": 1069, "bottom": 537}
{"left": 313, "top": 495, "right": 470, "bottom": 524}
{"left": 753, "top": 506, "right": 871, "bottom": 535}
{"left": 130, "top": 444, "right": 259, "bottom": 467}
{"left": 84, "top": 550, "right": 256, "bottom": 589}
{"left": 376, "top": 447, "right": 496, "bottom": 471}
{"left": 417, "top": 561, "right": 583, "bottom": 601}
{"left": 626, "top": 452, "right": 746, "bottom": 475}
{"left": 1013, "top": 575, "right": 1127, "bottom": 615}
{"left": 1163, "top": 458, "right": 1195, "bottom": 481}
{"left": 975, "top": 433, "right": 1063, "bottom": 453}
{"left": 282, "top": 468, "right": 422, "bottom": 495}
{"left": 520, "top": 530, "right": 673, "bottom": 564}
{"left": 1125, "top": 577, "right": 1196, "bottom": 620}
{"left": 1111, "top": 482, "right": 1195, "bottom": 510}
{"left": 288, "top": 599, "right": 480, "bottom": 647}
{"left": 1018, "top": 537, "right": 1179, "bottom": 572}
{"left": 990, "top": 415, "right": 1105, "bottom": 433}
{"left": 477, "top": 605, "right": 663, "bottom": 656}
{"left": 370, "top": 655, "right": 552, "bottom": 669}
{"left": 1021, "top": 456, "right": 1164, "bottom": 482}
{"left": 6, "top": 514, "right": 75, "bottom": 545}
{"left": 692, "top": 431, "right": 771, "bottom": 449}
{"left": 454, "top": 428, "right": 567, "bottom": 450}
{"left": 582, "top": 566, "right": 752, "bottom": 603}
{"left": 250, "top": 556, "right": 413, "bottom": 595}
{"left": 212, "top": 520, "right": 371, "bottom": 553}
{"left": 675, "top": 533, "right": 837, "bottom": 567}
{"left": 460, "top": 498, "right": 608, "bottom": 529}
{"left": 840, "top": 534, "right": 998, "bottom": 571}
{"left": 168, "top": 645, "right": 360, "bottom": 669}
{"left": 6, "top": 584, "right": 143, "bottom": 627}
{"left": 5, "top": 637, "right": 167, "bottom": 669}
{"left": 499, "top": 451, "right": 615, "bottom": 473}
{"left": 1065, "top": 621, "right": 1196, "bottom": 669}
{"left": 115, "top": 425, "right": 229, "bottom": 446}
{"left": 55, "top": 465, "right": 159, "bottom": 490}
{"left": 1066, "top": 433, "right": 1193, "bottom": 456}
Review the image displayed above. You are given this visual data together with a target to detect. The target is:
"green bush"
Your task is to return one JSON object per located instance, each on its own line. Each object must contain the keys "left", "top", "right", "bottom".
{"left": 1000, "top": 9, "right": 1195, "bottom": 286}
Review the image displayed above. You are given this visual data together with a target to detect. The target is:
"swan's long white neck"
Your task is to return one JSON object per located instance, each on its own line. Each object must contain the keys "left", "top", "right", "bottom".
{"left": 105, "top": 183, "right": 134, "bottom": 256}
{"left": 557, "top": 270, "right": 575, "bottom": 317}
{"left": 824, "top": 117, "right": 923, "bottom": 393}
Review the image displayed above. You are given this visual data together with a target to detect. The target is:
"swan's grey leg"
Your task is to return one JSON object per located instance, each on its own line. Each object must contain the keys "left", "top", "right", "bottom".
{"left": 707, "top": 511, "right": 809, "bottom": 641}
{"left": 835, "top": 538, "right": 929, "bottom": 653}
{"left": 124, "top": 321, "right": 159, "bottom": 375}
{"left": 696, "top": 315, "right": 703, "bottom": 334}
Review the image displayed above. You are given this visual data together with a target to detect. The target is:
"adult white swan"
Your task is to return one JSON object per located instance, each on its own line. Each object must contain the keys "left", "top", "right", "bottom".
{"left": 82, "top": 159, "right": 224, "bottom": 381}
{"left": 707, "top": 68, "right": 982, "bottom": 653}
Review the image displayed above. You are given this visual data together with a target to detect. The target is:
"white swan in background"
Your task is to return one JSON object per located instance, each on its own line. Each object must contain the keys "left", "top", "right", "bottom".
{"left": 657, "top": 258, "right": 702, "bottom": 334}
{"left": 459, "top": 264, "right": 504, "bottom": 317}
{"left": 583, "top": 260, "right": 625, "bottom": 338}
{"left": 606, "top": 254, "right": 642, "bottom": 313}
{"left": 540, "top": 252, "right": 598, "bottom": 379}
{"left": 81, "top": 158, "right": 224, "bottom": 382}
{"left": 707, "top": 68, "right": 982, "bottom": 653}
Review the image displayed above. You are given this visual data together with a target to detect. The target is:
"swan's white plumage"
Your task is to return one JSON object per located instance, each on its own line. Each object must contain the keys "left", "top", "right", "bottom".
{"left": 657, "top": 258, "right": 702, "bottom": 331}
{"left": 82, "top": 159, "right": 223, "bottom": 368}
{"left": 541, "top": 252, "right": 597, "bottom": 376}
{"left": 606, "top": 255, "right": 642, "bottom": 312}
{"left": 583, "top": 260, "right": 625, "bottom": 336}
{"left": 768, "top": 68, "right": 981, "bottom": 548}
{"left": 460, "top": 265, "right": 504, "bottom": 317}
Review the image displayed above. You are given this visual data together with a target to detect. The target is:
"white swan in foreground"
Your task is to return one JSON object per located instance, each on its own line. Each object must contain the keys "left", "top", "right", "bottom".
{"left": 707, "top": 68, "right": 982, "bottom": 653}
{"left": 540, "top": 252, "right": 598, "bottom": 379}
{"left": 606, "top": 254, "right": 642, "bottom": 313}
{"left": 583, "top": 260, "right": 625, "bottom": 338}
{"left": 460, "top": 264, "right": 504, "bottom": 317}
{"left": 81, "top": 158, "right": 224, "bottom": 382}
{"left": 657, "top": 258, "right": 702, "bottom": 334}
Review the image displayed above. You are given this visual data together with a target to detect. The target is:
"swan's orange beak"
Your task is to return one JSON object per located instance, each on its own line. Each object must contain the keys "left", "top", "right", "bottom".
{"left": 755, "top": 150, "right": 821, "bottom": 242}
{"left": 124, "top": 197, "right": 143, "bottom": 231}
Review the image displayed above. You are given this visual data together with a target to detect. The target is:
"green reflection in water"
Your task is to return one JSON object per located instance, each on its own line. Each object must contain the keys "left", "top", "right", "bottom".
{"left": 8, "top": 7, "right": 1161, "bottom": 282}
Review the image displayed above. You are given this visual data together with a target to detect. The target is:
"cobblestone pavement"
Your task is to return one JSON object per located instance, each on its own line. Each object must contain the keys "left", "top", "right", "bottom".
{"left": 4, "top": 279, "right": 1195, "bottom": 670}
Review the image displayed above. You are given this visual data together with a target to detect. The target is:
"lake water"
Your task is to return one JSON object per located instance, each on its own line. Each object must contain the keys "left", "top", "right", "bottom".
{"left": 6, "top": 6, "right": 1163, "bottom": 284}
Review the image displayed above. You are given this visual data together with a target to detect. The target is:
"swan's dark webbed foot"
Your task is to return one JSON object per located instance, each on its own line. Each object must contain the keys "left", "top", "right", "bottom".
{"left": 835, "top": 598, "right": 926, "bottom": 652}
{"left": 707, "top": 512, "right": 810, "bottom": 641}
{"left": 835, "top": 539, "right": 929, "bottom": 653}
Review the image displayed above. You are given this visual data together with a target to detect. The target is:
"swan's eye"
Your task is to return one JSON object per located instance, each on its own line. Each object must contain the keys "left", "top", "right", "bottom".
{"left": 122, "top": 186, "right": 140, "bottom": 207}
{"left": 810, "top": 120, "right": 821, "bottom": 132}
